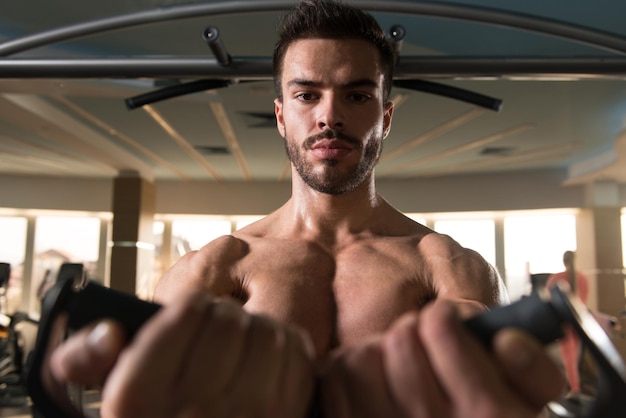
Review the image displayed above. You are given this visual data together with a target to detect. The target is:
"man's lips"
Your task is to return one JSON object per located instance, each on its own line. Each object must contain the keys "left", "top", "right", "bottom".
{"left": 310, "top": 139, "right": 353, "bottom": 159}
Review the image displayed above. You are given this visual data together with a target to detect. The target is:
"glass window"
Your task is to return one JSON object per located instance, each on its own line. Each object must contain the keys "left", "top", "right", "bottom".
{"left": 234, "top": 216, "right": 263, "bottom": 231}
{"left": 504, "top": 212, "right": 576, "bottom": 301}
{"left": 622, "top": 209, "right": 625, "bottom": 301}
{"left": 622, "top": 209, "right": 625, "bottom": 268}
{"left": 149, "top": 220, "right": 166, "bottom": 298}
{"left": 0, "top": 217, "right": 27, "bottom": 313}
{"left": 171, "top": 219, "right": 232, "bottom": 257}
{"left": 33, "top": 216, "right": 101, "bottom": 305}
{"left": 434, "top": 219, "right": 496, "bottom": 267}
{"left": 405, "top": 213, "right": 427, "bottom": 225}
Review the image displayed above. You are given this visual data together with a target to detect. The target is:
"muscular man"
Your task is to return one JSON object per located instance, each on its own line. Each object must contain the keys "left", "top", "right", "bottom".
{"left": 50, "top": 1, "right": 564, "bottom": 417}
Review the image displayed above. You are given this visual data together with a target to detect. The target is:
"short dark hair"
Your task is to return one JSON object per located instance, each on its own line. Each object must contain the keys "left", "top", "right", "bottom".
{"left": 272, "top": 0, "right": 395, "bottom": 102}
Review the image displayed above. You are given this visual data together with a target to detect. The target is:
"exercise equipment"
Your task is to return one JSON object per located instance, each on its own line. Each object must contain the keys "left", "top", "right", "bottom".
{"left": 0, "top": 262, "right": 85, "bottom": 411}
{"left": 0, "top": 263, "right": 9, "bottom": 288}
{"left": 0, "top": 262, "right": 10, "bottom": 315}
{"left": 25, "top": 278, "right": 626, "bottom": 418}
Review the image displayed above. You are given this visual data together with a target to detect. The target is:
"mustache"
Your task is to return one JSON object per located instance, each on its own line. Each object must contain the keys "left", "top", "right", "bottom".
{"left": 304, "top": 130, "right": 361, "bottom": 149}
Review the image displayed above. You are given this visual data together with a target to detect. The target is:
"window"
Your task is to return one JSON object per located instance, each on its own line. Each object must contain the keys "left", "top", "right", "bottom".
{"left": 33, "top": 216, "right": 101, "bottom": 310}
{"left": 504, "top": 212, "right": 576, "bottom": 300}
{"left": 234, "top": 216, "right": 263, "bottom": 231}
{"left": 434, "top": 219, "right": 496, "bottom": 267}
{"left": 0, "top": 217, "right": 27, "bottom": 313}
{"left": 622, "top": 209, "right": 625, "bottom": 268}
{"left": 171, "top": 218, "right": 232, "bottom": 255}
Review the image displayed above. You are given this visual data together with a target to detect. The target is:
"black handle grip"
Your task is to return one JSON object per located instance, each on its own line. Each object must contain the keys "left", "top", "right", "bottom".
{"left": 464, "top": 291, "right": 564, "bottom": 347}
{"left": 66, "top": 281, "right": 161, "bottom": 338}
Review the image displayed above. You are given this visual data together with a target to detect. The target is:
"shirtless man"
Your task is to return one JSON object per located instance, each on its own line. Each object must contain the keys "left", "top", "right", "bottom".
{"left": 50, "top": 1, "right": 564, "bottom": 417}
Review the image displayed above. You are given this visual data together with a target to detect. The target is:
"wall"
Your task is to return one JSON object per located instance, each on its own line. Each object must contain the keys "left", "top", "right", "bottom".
{"left": 2, "top": 168, "right": 624, "bottom": 215}
{"left": 0, "top": 175, "right": 113, "bottom": 212}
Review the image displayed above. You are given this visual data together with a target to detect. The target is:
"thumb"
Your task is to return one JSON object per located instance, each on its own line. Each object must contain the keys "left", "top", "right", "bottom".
{"left": 494, "top": 329, "right": 566, "bottom": 409}
{"left": 50, "top": 319, "right": 127, "bottom": 387}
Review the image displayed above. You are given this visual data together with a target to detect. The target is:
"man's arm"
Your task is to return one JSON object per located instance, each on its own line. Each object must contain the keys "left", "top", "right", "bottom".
{"left": 319, "top": 301, "right": 565, "bottom": 418}
{"left": 49, "top": 234, "right": 317, "bottom": 418}
{"left": 419, "top": 232, "right": 509, "bottom": 316}
{"left": 318, "top": 231, "right": 564, "bottom": 417}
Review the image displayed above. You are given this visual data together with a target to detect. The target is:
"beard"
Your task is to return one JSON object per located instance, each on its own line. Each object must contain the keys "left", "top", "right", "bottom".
{"left": 284, "top": 128, "right": 383, "bottom": 195}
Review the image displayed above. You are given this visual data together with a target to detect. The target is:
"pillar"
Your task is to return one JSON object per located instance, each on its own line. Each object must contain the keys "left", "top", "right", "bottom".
{"left": 109, "top": 171, "right": 156, "bottom": 296}
{"left": 20, "top": 216, "right": 36, "bottom": 314}
{"left": 576, "top": 180, "right": 625, "bottom": 359}
{"left": 494, "top": 216, "right": 506, "bottom": 287}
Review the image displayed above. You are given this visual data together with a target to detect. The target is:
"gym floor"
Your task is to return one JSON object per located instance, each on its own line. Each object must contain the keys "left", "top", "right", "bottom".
{"left": 0, "top": 405, "right": 30, "bottom": 418}
{"left": 0, "top": 390, "right": 101, "bottom": 418}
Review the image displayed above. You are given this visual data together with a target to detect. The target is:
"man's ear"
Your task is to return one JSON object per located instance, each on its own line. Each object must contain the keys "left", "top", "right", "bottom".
{"left": 383, "top": 101, "right": 394, "bottom": 139}
{"left": 274, "top": 98, "right": 285, "bottom": 138}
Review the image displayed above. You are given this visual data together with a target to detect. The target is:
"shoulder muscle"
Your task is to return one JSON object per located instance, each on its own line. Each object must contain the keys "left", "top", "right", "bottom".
{"left": 419, "top": 232, "right": 506, "bottom": 311}
{"left": 154, "top": 235, "right": 248, "bottom": 304}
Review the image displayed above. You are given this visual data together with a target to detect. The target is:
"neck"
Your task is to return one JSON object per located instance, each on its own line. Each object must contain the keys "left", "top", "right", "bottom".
{"left": 286, "top": 173, "right": 383, "bottom": 239}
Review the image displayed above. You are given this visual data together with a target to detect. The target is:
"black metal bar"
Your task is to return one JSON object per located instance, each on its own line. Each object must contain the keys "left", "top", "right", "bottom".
{"left": 0, "top": 57, "right": 272, "bottom": 78}
{"left": 393, "top": 79, "right": 502, "bottom": 111}
{"left": 0, "top": 1, "right": 626, "bottom": 57}
{"left": 124, "top": 79, "right": 230, "bottom": 109}
{"left": 1, "top": 57, "right": 625, "bottom": 80}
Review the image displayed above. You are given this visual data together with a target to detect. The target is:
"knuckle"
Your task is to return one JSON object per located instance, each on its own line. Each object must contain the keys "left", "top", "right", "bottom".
{"left": 345, "top": 339, "right": 382, "bottom": 369}
{"left": 248, "top": 315, "right": 282, "bottom": 348}
{"left": 210, "top": 300, "right": 248, "bottom": 336}
{"left": 164, "top": 293, "right": 212, "bottom": 327}
{"left": 462, "top": 397, "right": 533, "bottom": 418}
{"left": 385, "top": 314, "right": 419, "bottom": 350}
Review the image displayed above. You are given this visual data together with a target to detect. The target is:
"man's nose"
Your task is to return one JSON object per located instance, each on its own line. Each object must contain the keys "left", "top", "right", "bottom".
{"left": 317, "top": 96, "right": 344, "bottom": 130}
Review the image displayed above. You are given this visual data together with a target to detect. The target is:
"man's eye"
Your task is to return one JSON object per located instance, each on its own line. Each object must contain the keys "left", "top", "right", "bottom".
{"left": 296, "top": 93, "right": 318, "bottom": 101}
{"left": 349, "top": 93, "right": 371, "bottom": 103}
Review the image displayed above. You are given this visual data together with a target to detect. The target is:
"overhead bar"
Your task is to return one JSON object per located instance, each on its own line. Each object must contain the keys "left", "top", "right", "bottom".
{"left": 0, "top": 57, "right": 625, "bottom": 80}
{"left": 124, "top": 79, "right": 230, "bottom": 109}
{"left": 393, "top": 79, "right": 502, "bottom": 111}
{"left": 0, "top": 0, "right": 626, "bottom": 57}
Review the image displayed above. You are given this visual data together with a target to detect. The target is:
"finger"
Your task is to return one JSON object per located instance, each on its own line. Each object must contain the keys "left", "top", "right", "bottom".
{"left": 383, "top": 312, "right": 449, "bottom": 418}
{"left": 494, "top": 329, "right": 566, "bottom": 408}
{"left": 50, "top": 319, "right": 126, "bottom": 387}
{"left": 221, "top": 314, "right": 287, "bottom": 417}
{"left": 319, "top": 351, "right": 352, "bottom": 418}
{"left": 275, "top": 325, "right": 316, "bottom": 418}
{"left": 183, "top": 299, "right": 248, "bottom": 396}
{"left": 322, "top": 339, "right": 399, "bottom": 418}
{"left": 101, "top": 292, "right": 214, "bottom": 418}
{"left": 418, "top": 302, "right": 533, "bottom": 416}
{"left": 174, "top": 299, "right": 249, "bottom": 418}
{"left": 346, "top": 340, "right": 397, "bottom": 418}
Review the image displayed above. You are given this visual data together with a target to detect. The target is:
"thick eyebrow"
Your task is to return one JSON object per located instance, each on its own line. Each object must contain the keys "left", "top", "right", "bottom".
{"left": 286, "top": 78, "right": 379, "bottom": 90}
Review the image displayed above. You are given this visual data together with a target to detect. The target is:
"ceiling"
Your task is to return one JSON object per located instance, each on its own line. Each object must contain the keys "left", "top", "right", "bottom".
{"left": 0, "top": 0, "right": 625, "bottom": 184}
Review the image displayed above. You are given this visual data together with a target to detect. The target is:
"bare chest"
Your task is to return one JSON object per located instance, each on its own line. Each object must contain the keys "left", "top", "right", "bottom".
{"left": 238, "top": 239, "right": 433, "bottom": 356}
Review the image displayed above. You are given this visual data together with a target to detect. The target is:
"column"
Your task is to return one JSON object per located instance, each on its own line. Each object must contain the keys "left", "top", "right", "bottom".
{"left": 96, "top": 216, "right": 111, "bottom": 286}
{"left": 109, "top": 171, "right": 156, "bottom": 296}
{"left": 576, "top": 180, "right": 625, "bottom": 359}
{"left": 494, "top": 216, "right": 506, "bottom": 287}
{"left": 20, "top": 216, "right": 36, "bottom": 314}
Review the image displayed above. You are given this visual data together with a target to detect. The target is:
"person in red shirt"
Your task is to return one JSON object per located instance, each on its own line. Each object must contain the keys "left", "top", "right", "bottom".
{"left": 547, "top": 250, "right": 590, "bottom": 395}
